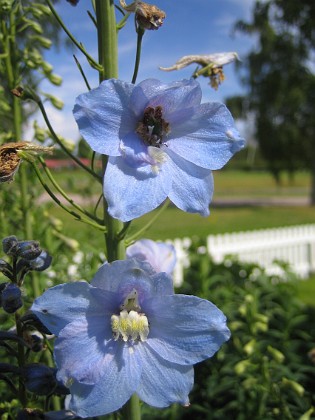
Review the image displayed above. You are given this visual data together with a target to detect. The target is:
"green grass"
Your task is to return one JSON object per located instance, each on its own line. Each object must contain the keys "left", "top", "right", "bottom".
{"left": 45, "top": 168, "right": 314, "bottom": 243}
{"left": 48, "top": 204, "right": 315, "bottom": 244}
{"left": 213, "top": 169, "right": 311, "bottom": 198}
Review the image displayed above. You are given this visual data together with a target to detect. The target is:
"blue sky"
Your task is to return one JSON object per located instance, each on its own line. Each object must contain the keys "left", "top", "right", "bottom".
{"left": 28, "top": 0, "right": 257, "bottom": 141}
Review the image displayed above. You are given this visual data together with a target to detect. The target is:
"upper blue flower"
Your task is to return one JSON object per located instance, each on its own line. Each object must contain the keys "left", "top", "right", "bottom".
{"left": 73, "top": 78, "right": 245, "bottom": 221}
{"left": 31, "top": 259, "right": 230, "bottom": 418}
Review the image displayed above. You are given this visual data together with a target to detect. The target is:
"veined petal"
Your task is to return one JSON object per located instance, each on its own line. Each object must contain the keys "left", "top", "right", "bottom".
{"left": 136, "top": 344, "right": 193, "bottom": 407}
{"left": 165, "top": 149, "right": 213, "bottom": 216}
{"left": 144, "top": 295, "right": 231, "bottom": 365}
{"left": 126, "top": 239, "right": 176, "bottom": 275}
{"left": 130, "top": 79, "right": 201, "bottom": 119}
{"left": 167, "top": 102, "right": 245, "bottom": 169}
{"left": 91, "top": 260, "right": 173, "bottom": 300}
{"left": 104, "top": 156, "right": 171, "bottom": 221}
{"left": 31, "top": 282, "right": 101, "bottom": 335}
{"left": 73, "top": 79, "right": 135, "bottom": 156}
{"left": 67, "top": 343, "right": 142, "bottom": 418}
{"left": 55, "top": 318, "right": 113, "bottom": 385}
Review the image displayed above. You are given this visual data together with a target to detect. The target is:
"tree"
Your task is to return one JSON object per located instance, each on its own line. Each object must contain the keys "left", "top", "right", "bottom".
{"left": 227, "top": 0, "right": 315, "bottom": 203}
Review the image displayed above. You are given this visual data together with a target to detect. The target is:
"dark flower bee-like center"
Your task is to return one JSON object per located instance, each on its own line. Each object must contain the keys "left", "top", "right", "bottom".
{"left": 136, "top": 106, "right": 170, "bottom": 147}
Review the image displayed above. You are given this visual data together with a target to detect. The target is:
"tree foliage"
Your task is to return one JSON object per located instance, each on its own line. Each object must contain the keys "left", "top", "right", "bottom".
{"left": 227, "top": 0, "right": 315, "bottom": 202}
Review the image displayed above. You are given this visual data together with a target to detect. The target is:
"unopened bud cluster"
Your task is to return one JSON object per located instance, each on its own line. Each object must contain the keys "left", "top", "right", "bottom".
{"left": 0, "top": 236, "right": 52, "bottom": 314}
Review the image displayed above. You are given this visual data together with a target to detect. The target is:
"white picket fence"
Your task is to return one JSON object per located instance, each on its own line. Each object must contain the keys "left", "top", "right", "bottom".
{"left": 170, "top": 224, "right": 315, "bottom": 285}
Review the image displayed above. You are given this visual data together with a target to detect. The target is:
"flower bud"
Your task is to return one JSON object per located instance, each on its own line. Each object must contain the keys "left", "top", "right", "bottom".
{"left": 30, "top": 35, "right": 52, "bottom": 49}
{"left": 44, "top": 93, "right": 64, "bottom": 110}
{"left": 28, "top": 250, "right": 52, "bottom": 271}
{"left": 2, "top": 235, "right": 18, "bottom": 255}
{"left": 48, "top": 73, "right": 62, "bottom": 86}
{"left": 1, "top": 283, "right": 23, "bottom": 313}
{"left": 23, "top": 364, "right": 57, "bottom": 395}
{"left": 16, "top": 240, "right": 42, "bottom": 260}
{"left": 281, "top": 377, "right": 305, "bottom": 397}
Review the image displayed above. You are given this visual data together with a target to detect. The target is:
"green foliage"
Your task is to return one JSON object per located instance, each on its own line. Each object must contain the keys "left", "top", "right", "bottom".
{"left": 142, "top": 240, "right": 315, "bottom": 419}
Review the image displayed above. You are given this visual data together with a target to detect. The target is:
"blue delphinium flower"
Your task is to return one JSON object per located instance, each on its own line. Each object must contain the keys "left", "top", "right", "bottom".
{"left": 126, "top": 239, "right": 176, "bottom": 275}
{"left": 31, "top": 259, "right": 230, "bottom": 418}
{"left": 73, "top": 78, "right": 245, "bottom": 221}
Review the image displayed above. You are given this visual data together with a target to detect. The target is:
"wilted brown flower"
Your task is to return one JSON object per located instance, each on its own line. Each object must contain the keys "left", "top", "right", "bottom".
{"left": 160, "top": 52, "right": 239, "bottom": 90}
{"left": 120, "top": 0, "right": 165, "bottom": 30}
{"left": 0, "top": 142, "right": 53, "bottom": 183}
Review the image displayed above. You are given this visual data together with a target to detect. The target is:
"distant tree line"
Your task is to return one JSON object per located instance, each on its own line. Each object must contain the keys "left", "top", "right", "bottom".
{"left": 226, "top": 0, "right": 315, "bottom": 204}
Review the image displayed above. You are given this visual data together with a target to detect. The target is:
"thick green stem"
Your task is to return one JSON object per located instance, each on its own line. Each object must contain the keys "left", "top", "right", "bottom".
{"left": 122, "top": 394, "right": 141, "bottom": 420}
{"left": 95, "top": 0, "right": 125, "bottom": 262}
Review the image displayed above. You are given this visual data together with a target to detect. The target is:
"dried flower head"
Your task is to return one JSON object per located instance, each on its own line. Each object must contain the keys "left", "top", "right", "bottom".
{"left": 120, "top": 0, "right": 165, "bottom": 30}
{"left": 0, "top": 142, "right": 54, "bottom": 183}
{"left": 160, "top": 52, "right": 239, "bottom": 90}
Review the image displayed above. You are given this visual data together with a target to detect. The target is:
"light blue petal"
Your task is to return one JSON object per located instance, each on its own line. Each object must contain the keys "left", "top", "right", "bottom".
{"left": 55, "top": 318, "right": 113, "bottom": 385}
{"left": 165, "top": 149, "right": 213, "bottom": 216}
{"left": 104, "top": 156, "right": 171, "bottom": 221}
{"left": 67, "top": 343, "right": 142, "bottom": 418}
{"left": 167, "top": 102, "right": 245, "bottom": 169}
{"left": 91, "top": 260, "right": 173, "bottom": 306}
{"left": 130, "top": 79, "right": 201, "bottom": 117}
{"left": 31, "top": 282, "right": 100, "bottom": 335}
{"left": 127, "top": 239, "right": 176, "bottom": 275}
{"left": 91, "top": 259, "right": 154, "bottom": 290}
{"left": 73, "top": 79, "right": 135, "bottom": 156}
{"left": 144, "top": 295, "right": 231, "bottom": 365}
{"left": 136, "top": 344, "right": 193, "bottom": 407}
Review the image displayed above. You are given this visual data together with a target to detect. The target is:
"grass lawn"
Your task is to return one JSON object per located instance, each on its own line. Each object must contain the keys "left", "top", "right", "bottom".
{"left": 45, "top": 168, "right": 314, "bottom": 242}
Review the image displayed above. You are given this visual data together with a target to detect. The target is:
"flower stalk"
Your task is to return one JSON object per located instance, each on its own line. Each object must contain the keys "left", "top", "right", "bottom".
{"left": 95, "top": 0, "right": 126, "bottom": 262}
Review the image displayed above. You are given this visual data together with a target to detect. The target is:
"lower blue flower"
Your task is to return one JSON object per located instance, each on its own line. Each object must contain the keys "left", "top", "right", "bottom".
{"left": 31, "top": 259, "right": 230, "bottom": 418}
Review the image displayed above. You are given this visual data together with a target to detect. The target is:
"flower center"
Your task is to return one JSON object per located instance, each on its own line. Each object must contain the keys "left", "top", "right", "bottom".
{"left": 111, "top": 288, "right": 149, "bottom": 343}
{"left": 136, "top": 106, "right": 170, "bottom": 147}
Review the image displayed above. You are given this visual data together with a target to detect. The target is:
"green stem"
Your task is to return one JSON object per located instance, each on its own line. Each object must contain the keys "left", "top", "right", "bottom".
{"left": 95, "top": 0, "right": 125, "bottom": 262}
{"left": 122, "top": 394, "right": 141, "bottom": 420}
{"left": 73, "top": 55, "right": 92, "bottom": 90}
{"left": 131, "top": 26, "right": 145, "bottom": 84}
{"left": 45, "top": 0, "right": 102, "bottom": 71}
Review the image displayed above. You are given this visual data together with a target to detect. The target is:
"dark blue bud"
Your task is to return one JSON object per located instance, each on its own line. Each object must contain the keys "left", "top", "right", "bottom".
{"left": 29, "top": 250, "right": 52, "bottom": 271}
{"left": 16, "top": 240, "right": 42, "bottom": 260}
{"left": 2, "top": 236, "right": 18, "bottom": 255}
{"left": 23, "top": 363, "right": 57, "bottom": 396}
{"left": 16, "top": 250, "right": 52, "bottom": 276}
{"left": 1, "top": 283, "right": 23, "bottom": 313}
